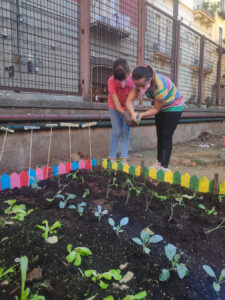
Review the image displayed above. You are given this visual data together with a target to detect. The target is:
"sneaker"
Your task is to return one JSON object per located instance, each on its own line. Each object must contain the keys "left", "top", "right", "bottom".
{"left": 152, "top": 161, "right": 161, "bottom": 170}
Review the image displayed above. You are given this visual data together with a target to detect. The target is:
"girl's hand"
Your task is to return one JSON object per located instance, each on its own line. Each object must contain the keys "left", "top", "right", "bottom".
{"left": 138, "top": 113, "right": 143, "bottom": 121}
{"left": 131, "top": 112, "right": 138, "bottom": 122}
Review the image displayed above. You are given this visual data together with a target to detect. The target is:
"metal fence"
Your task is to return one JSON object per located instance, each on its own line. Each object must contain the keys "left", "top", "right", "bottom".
{"left": 0, "top": 0, "right": 224, "bottom": 107}
{"left": 0, "top": 0, "right": 80, "bottom": 94}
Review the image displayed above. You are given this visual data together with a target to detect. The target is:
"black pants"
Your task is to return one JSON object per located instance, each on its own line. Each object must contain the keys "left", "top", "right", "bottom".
{"left": 155, "top": 111, "right": 182, "bottom": 168}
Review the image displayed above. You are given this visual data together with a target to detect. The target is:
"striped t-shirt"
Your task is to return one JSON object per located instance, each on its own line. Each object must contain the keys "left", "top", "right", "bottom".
{"left": 145, "top": 74, "right": 184, "bottom": 112}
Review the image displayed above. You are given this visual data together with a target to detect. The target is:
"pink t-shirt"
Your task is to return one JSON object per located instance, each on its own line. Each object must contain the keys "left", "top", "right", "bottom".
{"left": 108, "top": 75, "right": 134, "bottom": 110}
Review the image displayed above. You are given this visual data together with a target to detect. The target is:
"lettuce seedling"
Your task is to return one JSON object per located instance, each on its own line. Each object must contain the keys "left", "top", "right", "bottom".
{"left": 4, "top": 200, "right": 33, "bottom": 221}
{"left": 94, "top": 205, "right": 108, "bottom": 222}
{"left": 122, "top": 290, "right": 147, "bottom": 299}
{"left": 66, "top": 244, "right": 92, "bottom": 266}
{"left": 132, "top": 229, "right": 163, "bottom": 254}
{"left": 108, "top": 217, "right": 129, "bottom": 236}
{"left": 159, "top": 244, "right": 188, "bottom": 281}
{"left": 85, "top": 269, "right": 122, "bottom": 290}
{"left": 202, "top": 265, "right": 225, "bottom": 294}
{"left": 68, "top": 202, "right": 86, "bottom": 215}
{"left": 15, "top": 256, "right": 45, "bottom": 300}
{"left": 36, "top": 220, "right": 61, "bottom": 240}
{"left": 123, "top": 178, "right": 142, "bottom": 205}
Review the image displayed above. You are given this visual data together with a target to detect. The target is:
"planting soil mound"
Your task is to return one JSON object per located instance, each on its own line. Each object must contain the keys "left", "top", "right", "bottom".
{"left": 0, "top": 167, "right": 225, "bottom": 300}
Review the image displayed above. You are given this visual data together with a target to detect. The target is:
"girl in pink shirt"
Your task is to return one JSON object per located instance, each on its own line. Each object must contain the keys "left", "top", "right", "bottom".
{"left": 108, "top": 59, "right": 134, "bottom": 165}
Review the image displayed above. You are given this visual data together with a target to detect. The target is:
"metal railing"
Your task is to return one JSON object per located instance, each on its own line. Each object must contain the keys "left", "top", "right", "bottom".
{"left": 0, "top": 0, "right": 224, "bottom": 107}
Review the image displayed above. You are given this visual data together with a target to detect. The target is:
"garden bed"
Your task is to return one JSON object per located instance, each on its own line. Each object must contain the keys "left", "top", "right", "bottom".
{"left": 0, "top": 167, "right": 225, "bottom": 300}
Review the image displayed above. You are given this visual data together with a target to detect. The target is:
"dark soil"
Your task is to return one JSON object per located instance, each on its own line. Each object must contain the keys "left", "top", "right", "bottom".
{"left": 0, "top": 167, "right": 225, "bottom": 300}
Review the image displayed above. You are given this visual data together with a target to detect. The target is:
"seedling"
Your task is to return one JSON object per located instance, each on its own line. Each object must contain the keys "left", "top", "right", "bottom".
{"left": 0, "top": 236, "right": 8, "bottom": 244}
{"left": 94, "top": 205, "right": 108, "bottom": 222}
{"left": 85, "top": 269, "right": 122, "bottom": 290}
{"left": 58, "top": 193, "right": 76, "bottom": 209}
{"left": 108, "top": 217, "right": 129, "bottom": 236}
{"left": 0, "top": 264, "right": 16, "bottom": 280}
{"left": 15, "top": 256, "right": 45, "bottom": 300}
{"left": 123, "top": 178, "right": 142, "bottom": 205}
{"left": 218, "top": 194, "right": 225, "bottom": 203}
{"left": 202, "top": 264, "right": 225, "bottom": 294}
{"left": 152, "top": 191, "right": 168, "bottom": 201}
{"left": 36, "top": 220, "right": 61, "bottom": 240}
{"left": 68, "top": 202, "right": 86, "bottom": 215}
{"left": 66, "top": 244, "right": 92, "bottom": 266}
{"left": 168, "top": 197, "right": 185, "bottom": 222}
{"left": 159, "top": 244, "right": 188, "bottom": 281}
{"left": 82, "top": 188, "right": 90, "bottom": 199}
{"left": 205, "top": 218, "right": 225, "bottom": 234}
{"left": 67, "top": 171, "right": 84, "bottom": 183}
{"left": 4, "top": 200, "right": 33, "bottom": 222}
{"left": 106, "top": 177, "right": 118, "bottom": 199}
{"left": 30, "top": 177, "right": 42, "bottom": 190}
{"left": 122, "top": 291, "right": 147, "bottom": 300}
{"left": 132, "top": 229, "right": 163, "bottom": 254}
{"left": 198, "top": 204, "right": 217, "bottom": 216}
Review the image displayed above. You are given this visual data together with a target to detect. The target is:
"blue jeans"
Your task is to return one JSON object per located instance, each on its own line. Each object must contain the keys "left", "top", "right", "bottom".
{"left": 109, "top": 108, "right": 130, "bottom": 159}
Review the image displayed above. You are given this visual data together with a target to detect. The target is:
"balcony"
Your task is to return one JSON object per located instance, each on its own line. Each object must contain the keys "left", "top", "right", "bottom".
{"left": 192, "top": 58, "right": 213, "bottom": 75}
{"left": 153, "top": 43, "right": 171, "bottom": 63}
{"left": 193, "top": 1, "right": 216, "bottom": 27}
{"left": 90, "top": 13, "right": 130, "bottom": 40}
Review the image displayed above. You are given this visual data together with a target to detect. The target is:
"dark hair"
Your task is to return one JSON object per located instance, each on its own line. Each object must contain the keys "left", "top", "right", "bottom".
{"left": 113, "top": 58, "right": 130, "bottom": 81}
{"left": 132, "top": 65, "right": 157, "bottom": 90}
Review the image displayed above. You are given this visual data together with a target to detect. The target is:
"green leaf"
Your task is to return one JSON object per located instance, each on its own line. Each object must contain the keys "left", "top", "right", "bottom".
{"left": 132, "top": 238, "right": 142, "bottom": 246}
{"left": 76, "top": 247, "right": 92, "bottom": 256}
{"left": 67, "top": 244, "right": 72, "bottom": 253}
{"left": 74, "top": 253, "right": 82, "bottom": 266}
{"left": 140, "top": 230, "right": 148, "bottom": 241}
{"left": 20, "top": 256, "right": 28, "bottom": 299}
{"left": 55, "top": 194, "right": 65, "bottom": 200}
{"left": 103, "top": 296, "right": 114, "bottom": 300}
{"left": 108, "top": 218, "right": 115, "bottom": 227}
{"left": 120, "top": 217, "right": 129, "bottom": 226}
{"left": 99, "top": 280, "right": 108, "bottom": 290}
{"left": 134, "top": 290, "right": 147, "bottom": 299}
{"left": 149, "top": 235, "right": 163, "bottom": 244}
{"left": 159, "top": 269, "right": 170, "bottom": 281}
{"left": 84, "top": 270, "right": 96, "bottom": 278}
{"left": 176, "top": 263, "right": 188, "bottom": 279}
{"left": 67, "top": 194, "right": 76, "bottom": 200}
{"left": 198, "top": 204, "right": 206, "bottom": 210}
{"left": 203, "top": 265, "right": 216, "bottom": 278}
{"left": 109, "top": 269, "right": 122, "bottom": 280}
{"left": 144, "top": 247, "right": 150, "bottom": 254}
{"left": 174, "top": 254, "right": 180, "bottom": 263}
{"left": 220, "top": 269, "right": 225, "bottom": 281}
{"left": 50, "top": 221, "right": 61, "bottom": 231}
{"left": 213, "top": 282, "right": 220, "bottom": 292}
{"left": 66, "top": 250, "right": 76, "bottom": 263}
{"left": 165, "top": 244, "right": 176, "bottom": 261}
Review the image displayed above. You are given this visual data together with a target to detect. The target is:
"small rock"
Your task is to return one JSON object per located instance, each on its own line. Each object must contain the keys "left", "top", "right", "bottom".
{"left": 119, "top": 262, "right": 129, "bottom": 270}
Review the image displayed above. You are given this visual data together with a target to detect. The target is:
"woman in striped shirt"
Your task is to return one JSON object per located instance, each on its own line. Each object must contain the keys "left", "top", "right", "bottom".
{"left": 126, "top": 65, "right": 184, "bottom": 171}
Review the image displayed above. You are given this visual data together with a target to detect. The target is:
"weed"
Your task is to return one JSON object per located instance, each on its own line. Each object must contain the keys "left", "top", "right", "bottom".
{"left": 198, "top": 204, "right": 217, "bottom": 216}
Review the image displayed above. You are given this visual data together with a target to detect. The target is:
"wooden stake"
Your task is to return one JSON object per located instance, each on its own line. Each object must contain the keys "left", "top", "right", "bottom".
{"left": 88, "top": 125, "right": 92, "bottom": 171}
{"left": 28, "top": 129, "right": 33, "bottom": 186}
{"left": 46, "top": 127, "right": 53, "bottom": 178}
{"left": 213, "top": 173, "right": 219, "bottom": 195}
{"left": 140, "top": 160, "right": 145, "bottom": 177}
{"left": 0, "top": 131, "right": 7, "bottom": 163}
